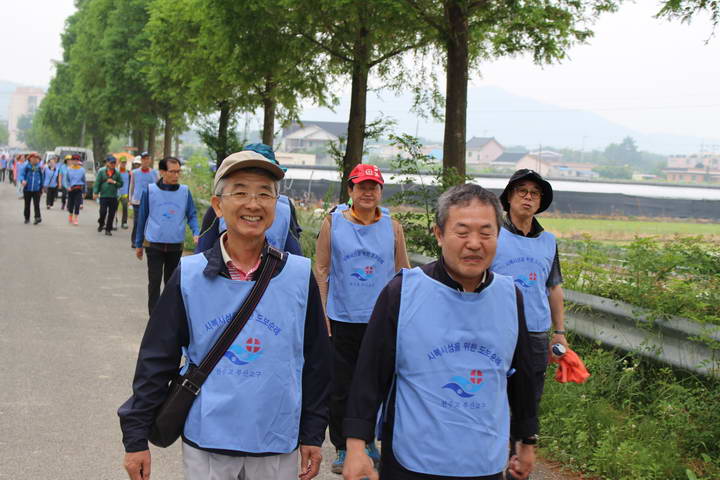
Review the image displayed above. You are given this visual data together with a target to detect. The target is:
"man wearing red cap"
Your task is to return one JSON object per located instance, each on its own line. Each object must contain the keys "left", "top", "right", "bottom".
{"left": 315, "top": 163, "right": 410, "bottom": 473}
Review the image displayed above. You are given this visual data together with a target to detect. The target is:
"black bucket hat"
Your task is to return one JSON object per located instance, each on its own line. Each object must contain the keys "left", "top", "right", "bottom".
{"left": 499, "top": 169, "right": 553, "bottom": 214}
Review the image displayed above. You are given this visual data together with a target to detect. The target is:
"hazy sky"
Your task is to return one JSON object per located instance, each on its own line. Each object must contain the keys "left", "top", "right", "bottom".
{"left": 1, "top": 0, "right": 718, "bottom": 141}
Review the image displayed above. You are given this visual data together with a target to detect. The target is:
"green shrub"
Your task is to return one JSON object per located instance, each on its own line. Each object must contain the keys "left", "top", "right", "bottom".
{"left": 540, "top": 336, "right": 720, "bottom": 480}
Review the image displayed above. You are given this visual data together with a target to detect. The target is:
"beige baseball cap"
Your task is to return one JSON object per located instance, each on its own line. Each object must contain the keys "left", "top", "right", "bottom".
{"left": 213, "top": 151, "right": 285, "bottom": 193}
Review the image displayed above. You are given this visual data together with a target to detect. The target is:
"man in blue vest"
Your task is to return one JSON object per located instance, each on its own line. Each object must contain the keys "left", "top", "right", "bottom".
{"left": 134, "top": 157, "right": 200, "bottom": 314}
{"left": 315, "top": 163, "right": 411, "bottom": 473}
{"left": 491, "top": 169, "right": 567, "bottom": 479}
{"left": 18, "top": 152, "right": 45, "bottom": 225}
{"left": 129, "top": 152, "right": 159, "bottom": 248}
{"left": 343, "top": 184, "right": 538, "bottom": 480}
{"left": 117, "top": 159, "right": 131, "bottom": 230}
{"left": 119, "top": 150, "right": 332, "bottom": 480}
{"left": 196, "top": 143, "right": 303, "bottom": 255}
{"left": 43, "top": 156, "right": 60, "bottom": 209}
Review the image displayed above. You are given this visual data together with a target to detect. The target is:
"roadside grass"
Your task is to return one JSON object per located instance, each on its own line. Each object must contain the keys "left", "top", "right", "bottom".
{"left": 541, "top": 336, "right": 720, "bottom": 480}
{"left": 538, "top": 215, "right": 720, "bottom": 242}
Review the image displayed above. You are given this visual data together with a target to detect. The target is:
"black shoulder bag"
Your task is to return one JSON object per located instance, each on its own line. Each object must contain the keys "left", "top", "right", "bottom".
{"left": 148, "top": 246, "right": 284, "bottom": 448}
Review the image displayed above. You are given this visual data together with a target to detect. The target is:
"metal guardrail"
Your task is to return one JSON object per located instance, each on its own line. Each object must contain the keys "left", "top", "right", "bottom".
{"left": 408, "top": 253, "right": 720, "bottom": 377}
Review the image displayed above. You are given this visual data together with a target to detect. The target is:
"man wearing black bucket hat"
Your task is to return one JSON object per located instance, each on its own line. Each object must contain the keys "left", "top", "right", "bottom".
{"left": 491, "top": 169, "right": 567, "bottom": 477}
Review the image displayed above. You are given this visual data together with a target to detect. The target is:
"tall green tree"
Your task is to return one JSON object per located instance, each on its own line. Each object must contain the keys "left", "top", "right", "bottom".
{"left": 0, "top": 122, "right": 8, "bottom": 145}
{"left": 402, "top": 0, "right": 619, "bottom": 180}
{"left": 657, "top": 0, "right": 720, "bottom": 27}
{"left": 288, "top": 0, "right": 425, "bottom": 202}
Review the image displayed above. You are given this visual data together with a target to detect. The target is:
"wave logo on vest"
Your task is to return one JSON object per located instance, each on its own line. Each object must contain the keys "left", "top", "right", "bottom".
{"left": 442, "top": 369, "right": 484, "bottom": 398}
{"left": 224, "top": 337, "right": 264, "bottom": 365}
{"left": 514, "top": 272, "right": 537, "bottom": 289}
{"left": 158, "top": 201, "right": 180, "bottom": 221}
{"left": 351, "top": 265, "right": 375, "bottom": 282}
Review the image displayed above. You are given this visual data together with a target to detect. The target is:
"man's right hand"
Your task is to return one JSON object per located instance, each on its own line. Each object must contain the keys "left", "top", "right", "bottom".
{"left": 343, "top": 438, "right": 378, "bottom": 480}
{"left": 136, "top": 247, "right": 144, "bottom": 260}
{"left": 124, "top": 450, "right": 151, "bottom": 480}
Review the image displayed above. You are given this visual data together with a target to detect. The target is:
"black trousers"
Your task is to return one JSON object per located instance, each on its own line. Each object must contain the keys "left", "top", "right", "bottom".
{"left": 131, "top": 205, "right": 140, "bottom": 246}
{"left": 329, "top": 320, "right": 371, "bottom": 450}
{"left": 60, "top": 187, "right": 67, "bottom": 208}
{"left": 145, "top": 247, "right": 182, "bottom": 315}
{"left": 0, "top": 168, "right": 5, "bottom": 182}
{"left": 98, "top": 197, "right": 119, "bottom": 232}
{"left": 67, "top": 189, "right": 83, "bottom": 215}
{"left": 46, "top": 187, "right": 58, "bottom": 207}
{"left": 23, "top": 190, "right": 41, "bottom": 221}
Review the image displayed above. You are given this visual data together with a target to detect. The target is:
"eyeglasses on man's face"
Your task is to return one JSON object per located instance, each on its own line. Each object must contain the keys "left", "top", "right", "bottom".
{"left": 515, "top": 187, "right": 542, "bottom": 200}
{"left": 165, "top": 169, "right": 181, "bottom": 175}
{"left": 220, "top": 191, "right": 278, "bottom": 205}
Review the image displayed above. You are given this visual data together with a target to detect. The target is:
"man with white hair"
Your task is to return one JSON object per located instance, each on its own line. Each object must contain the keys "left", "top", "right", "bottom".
{"left": 119, "top": 150, "right": 332, "bottom": 480}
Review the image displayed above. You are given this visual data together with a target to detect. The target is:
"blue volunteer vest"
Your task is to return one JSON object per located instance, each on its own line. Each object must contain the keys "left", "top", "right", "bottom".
{"left": 327, "top": 210, "right": 395, "bottom": 323}
{"left": 144, "top": 183, "right": 189, "bottom": 243}
{"left": 217, "top": 194, "right": 291, "bottom": 250}
{"left": 393, "top": 268, "right": 519, "bottom": 476}
{"left": 65, "top": 167, "right": 85, "bottom": 188}
{"left": 180, "top": 252, "right": 310, "bottom": 452}
{"left": 118, "top": 171, "right": 130, "bottom": 196}
{"left": 131, "top": 168, "right": 158, "bottom": 203}
{"left": 491, "top": 227, "right": 556, "bottom": 332}
{"left": 44, "top": 166, "right": 59, "bottom": 187}
{"left": 335, "top": 203, "right": 390, "bottom": 215}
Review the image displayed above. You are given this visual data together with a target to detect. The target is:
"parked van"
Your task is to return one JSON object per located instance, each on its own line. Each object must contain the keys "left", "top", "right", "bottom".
{"left": 54, "top": 147, "right": 97, "bottom": 197}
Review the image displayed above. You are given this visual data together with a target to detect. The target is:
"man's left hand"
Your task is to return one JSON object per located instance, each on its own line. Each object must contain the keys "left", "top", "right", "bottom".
{"left": 298, "top": 445, "right": 322, "bottom": 480}
{"left": 550, "top": 333, "right": 569, "bottom": 352}
{"left": 508, "top": 442, "right": 535, "bottom": 480}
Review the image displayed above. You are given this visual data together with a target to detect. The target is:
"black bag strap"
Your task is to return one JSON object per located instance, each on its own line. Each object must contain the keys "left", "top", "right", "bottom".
{"left": 181, "top": 246, "right": 284, "bottom": 395}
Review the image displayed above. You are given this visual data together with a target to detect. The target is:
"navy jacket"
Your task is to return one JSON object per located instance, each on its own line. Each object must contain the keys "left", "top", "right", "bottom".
{"left": 117, "top": 241, "right": 332, "bottom": 454}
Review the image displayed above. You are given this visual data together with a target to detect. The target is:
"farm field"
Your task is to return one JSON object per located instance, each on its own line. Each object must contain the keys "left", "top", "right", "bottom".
{"left": 539, "top": 215, "right": 720, "bottom": 241}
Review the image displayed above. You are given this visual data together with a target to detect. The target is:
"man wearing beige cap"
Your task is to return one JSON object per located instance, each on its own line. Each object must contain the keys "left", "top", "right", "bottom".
{"left": 119, "top": 150, "right": 332, "bottom": 480}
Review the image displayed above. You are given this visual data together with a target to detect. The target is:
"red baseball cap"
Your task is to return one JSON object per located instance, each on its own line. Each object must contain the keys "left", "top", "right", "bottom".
{"left": 349, "top": 164, "right": 384, "bottom": 185}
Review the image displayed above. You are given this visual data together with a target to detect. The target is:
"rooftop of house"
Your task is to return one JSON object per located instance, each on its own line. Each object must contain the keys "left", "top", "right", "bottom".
{"left": 466, "top": 136, "right": 500, "bottom": 149}
{"left": 282, "top": 121, "right": 348, "bottom": 139}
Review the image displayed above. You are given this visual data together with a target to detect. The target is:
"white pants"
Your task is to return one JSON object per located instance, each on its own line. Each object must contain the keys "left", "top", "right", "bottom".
{"left": 182, "top": 442, "right": 299, "bottom": 480}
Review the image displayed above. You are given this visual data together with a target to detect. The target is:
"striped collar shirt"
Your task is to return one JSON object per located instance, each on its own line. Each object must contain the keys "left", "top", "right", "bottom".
{"left": 219, "top": 232, "right": 261, "bottom": 281}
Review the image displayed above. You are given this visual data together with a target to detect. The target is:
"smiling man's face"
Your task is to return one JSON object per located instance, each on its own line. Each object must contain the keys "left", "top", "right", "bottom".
{"left": 434, "top": 198, "right": 498, "bottom": 285}
{"left": 212, "top": 169, "right": 277, "bottom": 242}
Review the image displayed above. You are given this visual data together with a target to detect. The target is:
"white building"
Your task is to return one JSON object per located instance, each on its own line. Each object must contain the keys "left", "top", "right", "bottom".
{"left": 279, "top": 121, "right": 347, "bottom": 154}
{"left": 466, "top": 137, "right": 504, "bottom": 165}
{"left": 8, "top": 87, "right": 45, "bottom": 148}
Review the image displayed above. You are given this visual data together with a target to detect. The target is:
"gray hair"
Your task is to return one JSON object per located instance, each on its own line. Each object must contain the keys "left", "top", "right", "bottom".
{"left": 214, "top": 167, "right": 279, "bottom": 196}
{"left": 435, "top": 183, "right": 503, "bottom": 233}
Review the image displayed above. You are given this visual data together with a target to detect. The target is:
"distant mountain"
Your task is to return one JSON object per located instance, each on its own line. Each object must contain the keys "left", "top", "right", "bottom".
{"left": 299, "top": 86, "right": 718, "bottom": 155}
{"left": 0, "top": 80, "right": 19, "bottom": 122}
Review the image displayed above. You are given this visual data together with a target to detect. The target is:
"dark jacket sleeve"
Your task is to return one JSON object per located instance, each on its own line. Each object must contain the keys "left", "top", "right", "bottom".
{"left": 196, "top": 207, "right": 220, "bottom": 253}
{"left": 117, "top": 266, "right": 189, "bottom": 452}
{"left": 546, "top": 244, "right": 564, "bottom": 288}
{"left": 298, "top": 272, "right": 333, "bottom": 446}
{"left": 343, "top": 273, "right": 402, "bottom": 441}
{"left": 508, "top": 287, "right": 540, "bottom": 439}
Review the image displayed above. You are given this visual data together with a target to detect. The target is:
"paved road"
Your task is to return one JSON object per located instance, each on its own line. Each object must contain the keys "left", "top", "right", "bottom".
{"left": 0, "top": 182, "right": 575, "bottom": 480}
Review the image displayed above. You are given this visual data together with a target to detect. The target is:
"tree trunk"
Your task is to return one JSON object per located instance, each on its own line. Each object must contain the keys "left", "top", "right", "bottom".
{"left": 163, "top": 114, "right": 172, "bottom": 159}
{"left": 132, "top": 129, "right": 144, "bottom": 155}
{"left": 262, "top": 76, "right": 276, "bottom": 146}
{"left": 339, "top": 27, "right": 370, "bottom": 204}
{"left": 91, "top": 132, "right": 108, "bottom": 172}
{"left": 442, "top": 0, "right": 469, "bottom": 182}
{"left": 216, "top": 101, "right": 231, "bottom": 169}
{"left": 174, "top": 134, "right": 180, "bottom": 158}
{"left": 147, "top": 124, "right": 156, "bottom": 162}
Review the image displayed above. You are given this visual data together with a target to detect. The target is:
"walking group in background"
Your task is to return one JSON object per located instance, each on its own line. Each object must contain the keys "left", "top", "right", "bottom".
{"left": 110, "top": 141, "right": 567, "bottom": 480}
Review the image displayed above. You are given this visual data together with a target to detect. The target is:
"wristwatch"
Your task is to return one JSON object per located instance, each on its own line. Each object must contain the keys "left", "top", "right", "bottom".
{"left": 521, "top": 435, "right": 538, "bottom": 445}
{"left": 553, "top": 330, "right": 566, "bottom": 335}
